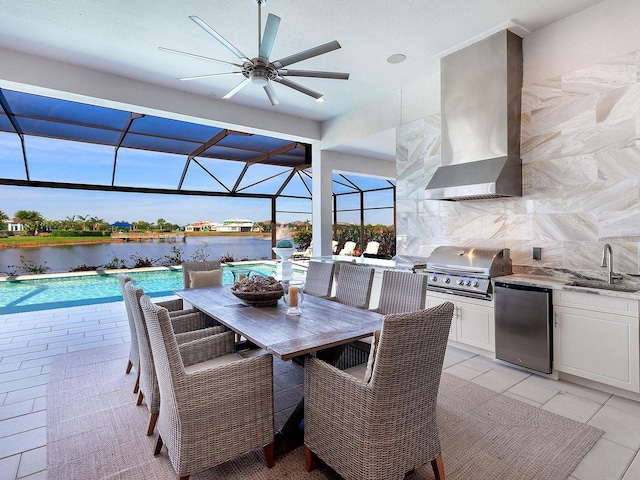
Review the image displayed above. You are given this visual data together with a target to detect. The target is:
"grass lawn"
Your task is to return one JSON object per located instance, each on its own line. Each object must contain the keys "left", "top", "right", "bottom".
{"left": 0, "top": 236, "right": 115, "bottom": 248}
{"left": 0, "top": 232, "right": 270, "bottom": 248}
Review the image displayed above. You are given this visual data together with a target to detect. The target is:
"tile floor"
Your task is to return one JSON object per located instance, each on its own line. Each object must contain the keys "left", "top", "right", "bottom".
{"left": 1, "top": 299, "right": 640, "bottom": 479}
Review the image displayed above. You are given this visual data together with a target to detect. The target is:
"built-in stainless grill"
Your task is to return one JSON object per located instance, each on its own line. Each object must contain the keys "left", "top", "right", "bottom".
{"left": 426, "top": 246, "right": 512, "bottom": 300}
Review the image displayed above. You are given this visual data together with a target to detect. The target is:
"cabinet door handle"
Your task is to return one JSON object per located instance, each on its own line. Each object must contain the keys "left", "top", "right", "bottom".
{"left": 554, "top": 312, "right": 559, "bottom": 328}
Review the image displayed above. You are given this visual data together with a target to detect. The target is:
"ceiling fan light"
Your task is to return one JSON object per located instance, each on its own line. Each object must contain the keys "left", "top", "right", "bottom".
{"left": 316, "top": 97, "right": 325, "bottom": 103}
{"left": 249, "top": 68, "right": 270, "bottom": 86}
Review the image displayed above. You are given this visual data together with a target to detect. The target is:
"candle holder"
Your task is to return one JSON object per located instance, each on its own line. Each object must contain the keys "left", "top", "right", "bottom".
{"left": 282, "top": 280, "right": 305, "bottom": 316}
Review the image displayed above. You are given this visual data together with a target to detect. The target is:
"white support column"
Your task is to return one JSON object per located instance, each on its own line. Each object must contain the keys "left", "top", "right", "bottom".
{"left": 311, "top": 143, "right": 333, "bottom": 257}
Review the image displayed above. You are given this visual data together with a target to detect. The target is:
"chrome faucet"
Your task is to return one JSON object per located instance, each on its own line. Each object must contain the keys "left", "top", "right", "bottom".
{"left": 601, "top": 243, "right": 623, "bottom": 284}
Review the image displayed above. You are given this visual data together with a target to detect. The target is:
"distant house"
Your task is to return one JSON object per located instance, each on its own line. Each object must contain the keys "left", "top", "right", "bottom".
{"left": 184, "top": 221, "right": 220, "bottom": 232}
{"left": 7, "top": 222, "right": 24, "bottom": 232}
{"left": 184, "top": 219, "right": 256, "bottom": 233}
{"left": 217, "top": 218, "right": 255, "bottom": 233}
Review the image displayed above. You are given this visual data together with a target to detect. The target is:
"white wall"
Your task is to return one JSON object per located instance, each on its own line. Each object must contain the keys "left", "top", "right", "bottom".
{"left": 524, "top": 0, "right": 640, "bottom": 85}
{"left": 393, "top": 0, "right": 640, "bottom": 278}
{"left": 322, "top": 0, "right": 640, "bottom": 151}
{"left": 321, "top": 73, "right": 440, "bottom": 151}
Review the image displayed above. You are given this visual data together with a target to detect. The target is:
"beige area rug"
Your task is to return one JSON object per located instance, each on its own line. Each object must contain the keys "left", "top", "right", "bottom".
{"left": 47, "top": 343, "right": 602, "bottom": 480}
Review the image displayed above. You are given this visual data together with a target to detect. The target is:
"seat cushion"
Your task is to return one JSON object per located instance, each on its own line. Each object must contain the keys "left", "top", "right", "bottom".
{"left": 344, "top": 363, "right": 368, "bottom": 382}
{"left": 363, "top": 330, "right": 381, "bottom": 382}
{"left": 344, "top": 330, "right": 380, "bottom": 383}
{"left": 189, "top": 269, "right": 223, "bottom": 288}
{"left": 184, "top": 352, "right": 243, "bottom": 374}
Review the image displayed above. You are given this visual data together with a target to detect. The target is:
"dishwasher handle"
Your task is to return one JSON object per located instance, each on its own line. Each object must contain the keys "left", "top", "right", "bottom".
{"left": 494, "top": 281, "right": 552, "bottom": 295}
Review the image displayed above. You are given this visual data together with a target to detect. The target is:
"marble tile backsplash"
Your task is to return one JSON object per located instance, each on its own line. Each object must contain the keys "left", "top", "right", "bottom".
{"left": 396, "top": 50, "right": 640, "bottom": 279}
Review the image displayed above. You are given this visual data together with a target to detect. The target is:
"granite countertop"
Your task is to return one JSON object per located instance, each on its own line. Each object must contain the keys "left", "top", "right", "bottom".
{"left": 313, "top": 255, "right": 427, "bottom": 271}
{"left": 494, "top": 273, "right": 640, "bottom": 300}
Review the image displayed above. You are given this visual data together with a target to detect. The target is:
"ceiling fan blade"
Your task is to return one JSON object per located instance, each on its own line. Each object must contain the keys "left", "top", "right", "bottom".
{"left": 179, "top": 72, "right": 243, "bottom": 81}
{"left": 158, "top": 47, "right": 242, "bottom": 68}
{"left": 274, "top": 76, "right": 323, "bottom": 101}
{"left": 258, "top": 14, "right": 281, "bottom": 64}
{"left": 277, "top": 69, "right": 350, "bottom": 80}
{"left": 271, "top": 40, "right": 341, "bottom": 69}
{"left": 264, "top": 82, "right": 279, "bottom": 106}
{"left": 189, "top": 16, "right": 252, "bottom": 63}
{"left": 223, "top": 78, "right": 251, "bottom": 99}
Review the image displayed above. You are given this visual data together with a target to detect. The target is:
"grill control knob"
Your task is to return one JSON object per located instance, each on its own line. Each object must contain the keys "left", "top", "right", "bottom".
{"left": 471, "top": 280, "right": 479, "bottom": 287}
{"left": 456, "top": 278, "right": 464, "bottom": 285}
{"left": 465, "top": 279, "right": 472, "bottom": 286}
{"left": 430, "top": 274, "right": 438, "bottom": 282}
{"left": 443, "top": 277, "right": 451, "bottom": 284}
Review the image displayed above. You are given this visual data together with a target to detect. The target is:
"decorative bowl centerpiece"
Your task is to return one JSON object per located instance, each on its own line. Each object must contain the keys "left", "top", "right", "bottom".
{"left": 231, "top": 275, "right": 284, "bottom": 307}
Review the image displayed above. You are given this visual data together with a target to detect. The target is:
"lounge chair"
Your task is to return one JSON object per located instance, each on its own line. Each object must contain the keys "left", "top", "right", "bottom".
{"left": 338, "top": 241, "right": 357, "bottom": 256}
{"left": 360, "top": 241, "right": 380, "bottom": 257}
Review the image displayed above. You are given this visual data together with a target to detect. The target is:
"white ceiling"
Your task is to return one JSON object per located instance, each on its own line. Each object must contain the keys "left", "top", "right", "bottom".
{"left": 0, "top": 0, "right": 604, "bottom": 160}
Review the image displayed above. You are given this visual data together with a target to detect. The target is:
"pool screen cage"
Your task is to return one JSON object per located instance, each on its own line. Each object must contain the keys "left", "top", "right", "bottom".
{"left": 0, "top": 88, "right": 395, "bottom": 256}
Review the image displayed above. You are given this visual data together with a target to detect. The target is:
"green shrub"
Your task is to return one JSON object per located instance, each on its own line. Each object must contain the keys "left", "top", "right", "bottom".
{"left": 51, "top": 230, "right": 106, "bottom": 237}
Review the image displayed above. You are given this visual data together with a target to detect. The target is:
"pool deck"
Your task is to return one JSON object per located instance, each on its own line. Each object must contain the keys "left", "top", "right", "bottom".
{"left": 4, "top": 290, "right": 640, "bottom": 478}
{"left": 0, "top": 299, "right": 131, "bottom": 479}
{"left": 0, "top": 291, "right": 307, "bottom": 479}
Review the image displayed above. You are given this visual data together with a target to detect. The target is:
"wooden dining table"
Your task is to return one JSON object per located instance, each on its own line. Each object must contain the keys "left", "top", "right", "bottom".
{"left": 173, "top": 284, "right": 383, "bottom": 455}
{"left": 174, "top": 284, "right": 382, "bottom": 361}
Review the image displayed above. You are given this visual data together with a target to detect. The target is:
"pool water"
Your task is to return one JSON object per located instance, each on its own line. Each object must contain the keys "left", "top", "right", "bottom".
{"left": 0, "top": 263, "right": 282, "bottom": 315}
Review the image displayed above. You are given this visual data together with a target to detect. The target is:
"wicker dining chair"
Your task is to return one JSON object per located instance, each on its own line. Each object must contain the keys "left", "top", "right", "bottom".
{"left": 140, "top": 295, "right": 275, "bottom": 480}
{"left": 117, "top": 273, "right": 140, "bottom": 382}
{"left": 123, "top": 280, "right": 226, "bottom": 436}
{"left": 304, "top": 261, "right": 336, "bottom": 298}
{"left": 339, "top": 269, "right": 429, "bottom": 370}
{"left": 374, "top": 269, "right": 427, "bottom": 315}
{"left": 181, "top": 260, "right": 222, "bottom": 289}
{"left": 333, "top": 263, "right": 375, "bottom": 309}
{"left": 304, "top": 302, "right": 454, "bottom": 480}
{"left": 118, "top": 272, "right": 197, "bottom": 391}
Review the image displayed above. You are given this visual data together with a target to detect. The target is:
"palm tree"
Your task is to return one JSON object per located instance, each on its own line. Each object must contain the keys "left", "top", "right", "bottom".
{"left": 0, "top": 210, "right": 8, "bottom": 230}
{"left": 76, "top": 214, "right": 90, "bottom": 231}
{"left": 13, "top": 210, "right": 44, "bottom": 235}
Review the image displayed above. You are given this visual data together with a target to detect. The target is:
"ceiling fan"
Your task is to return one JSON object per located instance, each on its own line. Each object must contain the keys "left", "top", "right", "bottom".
{"left": 160, "top": 0, "right": 350, "bottom": 105}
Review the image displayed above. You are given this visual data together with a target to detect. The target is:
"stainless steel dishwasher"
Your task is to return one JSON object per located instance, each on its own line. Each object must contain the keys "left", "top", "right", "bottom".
{"left": 494, "top": 281, "right": 553, "bottom": 374}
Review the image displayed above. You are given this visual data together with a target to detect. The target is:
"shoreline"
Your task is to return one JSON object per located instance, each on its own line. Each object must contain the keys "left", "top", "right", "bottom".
{"left": 0, "top": 232, "right": 272, "bottom": 249}
{"left": 0, "top": 239, "right": 122, "bottom": 249}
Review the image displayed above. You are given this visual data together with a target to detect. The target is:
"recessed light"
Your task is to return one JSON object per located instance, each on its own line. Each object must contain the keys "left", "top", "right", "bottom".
{"left": 387, "top": 53, "right": 406, "bottom": 64}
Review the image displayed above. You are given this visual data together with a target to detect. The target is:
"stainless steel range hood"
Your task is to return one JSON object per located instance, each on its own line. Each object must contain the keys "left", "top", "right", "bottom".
{"left": 425, "top": 30, "right": 523, "bottom": 201}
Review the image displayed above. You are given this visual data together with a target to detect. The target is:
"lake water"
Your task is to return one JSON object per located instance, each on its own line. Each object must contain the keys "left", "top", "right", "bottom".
{"left": 0, "top": 235, "right": 275, "bottom": 274}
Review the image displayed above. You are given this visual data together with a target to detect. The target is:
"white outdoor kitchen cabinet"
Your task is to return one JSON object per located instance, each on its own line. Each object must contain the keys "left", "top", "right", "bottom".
{"left": 553, "top": 290, "right": 640, "bottom": 393}
{"left": 427, "top": 291, "right": 495, "bottom": 352}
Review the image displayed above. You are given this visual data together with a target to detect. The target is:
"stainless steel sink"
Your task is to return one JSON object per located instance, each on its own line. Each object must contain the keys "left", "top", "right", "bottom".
{"left": 567, "top": 280, "right": 640, "bottom": 293}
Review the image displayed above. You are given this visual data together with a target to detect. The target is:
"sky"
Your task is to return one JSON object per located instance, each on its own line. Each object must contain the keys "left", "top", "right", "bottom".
{"left": 0, "top": 134, "right": 395, "bottom": 227}
{"left": 0, "top": 99, "right": 395, "bottom": 227}
{"left": 0, "top": 183, "right": 394, "bottom": 226}
{"left": 0, "top": 185, "right": 305, "bottom": 226}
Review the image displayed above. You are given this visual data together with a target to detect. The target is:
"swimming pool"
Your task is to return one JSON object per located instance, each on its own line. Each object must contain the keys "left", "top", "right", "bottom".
{"left": 0, "top": 263, "right": 295, "bottom": 314}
